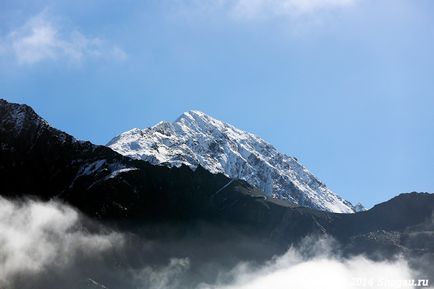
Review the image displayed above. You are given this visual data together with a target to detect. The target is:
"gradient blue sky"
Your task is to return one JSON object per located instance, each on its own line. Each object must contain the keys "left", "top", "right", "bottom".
{"left": 1, "top": 0, "right": 433, "bottom": 208}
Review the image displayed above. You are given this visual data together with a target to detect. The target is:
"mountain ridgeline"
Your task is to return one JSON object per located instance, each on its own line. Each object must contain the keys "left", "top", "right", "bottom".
{"left": 0, "top": 99, "right": 434, "bottom": 268}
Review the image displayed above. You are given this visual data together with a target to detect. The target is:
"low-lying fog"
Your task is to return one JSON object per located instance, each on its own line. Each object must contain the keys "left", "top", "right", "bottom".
{"left": 0, "top": 197, "right": 430, "bottom": 289}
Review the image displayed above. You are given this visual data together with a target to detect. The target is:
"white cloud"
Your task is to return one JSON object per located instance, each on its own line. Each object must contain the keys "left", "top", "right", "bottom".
{"left": 169, "top": 0, "right": 358, "bottom": 22}
{"left": 1, "top": 11, "right": 127, "bottom": 65}
{"left": 134, "top": 258, "right": 191, "bottom": 289}
{"left": 231, "top": 0, "right": 357, "bottom": 19}
{"left": 200, "top": 238, "right": 416, "bottom": 289}
{"left": 0, "top": 197, "right": 123, "bottom": 287}
{"left": 204, "top": 255, "right": 414, "bottom": 289}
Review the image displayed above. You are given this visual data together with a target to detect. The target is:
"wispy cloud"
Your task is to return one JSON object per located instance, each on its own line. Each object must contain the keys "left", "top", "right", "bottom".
{"left": 0, "top": 197, "right": 123, "bottom": 287}
{"left": 231, "top": 0, "right": 357, "bottom": 19}
{"left": 170, "top": 0, "right": 358, "bottom": 24}
{"left": 166, "top": 0, "right": 359, "bottom": 33}
{"left": 0, "top": 11, "right": 127, "bottom": 65}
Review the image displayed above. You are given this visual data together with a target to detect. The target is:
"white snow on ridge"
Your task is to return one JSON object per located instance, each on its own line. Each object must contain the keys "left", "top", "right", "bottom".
{"left": 107, "top": 110, "right": 356, "bottom": 213}
{"left": 105, "top": 167, "right": 138, "bottom": 180}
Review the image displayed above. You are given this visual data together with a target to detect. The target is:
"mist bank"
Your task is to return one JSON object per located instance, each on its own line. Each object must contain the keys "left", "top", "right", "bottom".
{"left": 0, "top": 198, "right": 433, "bottom": 289}
{"left": 0, "top": 197, "right": 432, "bottom": 289}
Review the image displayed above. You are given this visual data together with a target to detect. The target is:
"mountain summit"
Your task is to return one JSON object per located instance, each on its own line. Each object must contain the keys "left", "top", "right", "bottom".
{"left": 107, "top": 110, "right": 357, "bottom": 213}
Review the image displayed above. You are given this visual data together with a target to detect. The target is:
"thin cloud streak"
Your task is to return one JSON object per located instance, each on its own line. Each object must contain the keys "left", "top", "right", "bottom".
{"left": 232, "top": 0, "right": 358, "bottom": 19}
{"left": 169, "top": 0, "right": 359, "bottom": 20}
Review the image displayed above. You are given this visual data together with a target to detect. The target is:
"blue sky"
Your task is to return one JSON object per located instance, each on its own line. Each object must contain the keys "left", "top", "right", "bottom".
{"left": 1, "top": 0, "right": 433, "bottom": 208}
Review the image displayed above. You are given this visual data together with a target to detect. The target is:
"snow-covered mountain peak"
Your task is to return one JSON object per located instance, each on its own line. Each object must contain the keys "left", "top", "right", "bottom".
{"left": 107, "top": 111, "right": 357, "bottom": 213}
{"left": 174, "top": 110, "right": 241, "bottom": 136}
{"left": 175, "top": 110, "right": 207, "bottom": 122}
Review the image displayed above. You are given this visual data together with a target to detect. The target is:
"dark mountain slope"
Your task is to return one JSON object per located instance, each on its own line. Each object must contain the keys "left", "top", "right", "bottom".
{"left": 0, "top": 99, "right": 130, "bottom": 200}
